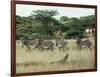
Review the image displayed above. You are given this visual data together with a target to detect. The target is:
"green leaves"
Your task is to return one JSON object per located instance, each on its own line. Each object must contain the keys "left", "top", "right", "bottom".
{"left": 16, "top": 10, "right": 94, "bottom": 40}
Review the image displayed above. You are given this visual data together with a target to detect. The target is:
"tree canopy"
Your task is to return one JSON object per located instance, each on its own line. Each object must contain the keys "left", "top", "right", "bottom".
{"left": 16, "top": 10, "right": 94, "bottom": 40}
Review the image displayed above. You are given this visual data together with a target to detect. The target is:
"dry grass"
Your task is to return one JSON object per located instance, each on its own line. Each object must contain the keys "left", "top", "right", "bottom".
{"left": 16, "top": 39, "right": 95, "bottom": 73}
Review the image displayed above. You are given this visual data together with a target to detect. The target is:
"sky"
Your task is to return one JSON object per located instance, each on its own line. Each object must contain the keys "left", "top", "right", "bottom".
{"left": 16, "top": 4, "right": 95, "bottom": 19}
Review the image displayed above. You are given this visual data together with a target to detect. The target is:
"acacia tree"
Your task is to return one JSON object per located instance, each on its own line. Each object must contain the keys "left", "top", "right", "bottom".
{"left": 31, "top": 10, "right": 59, "bottom": 38}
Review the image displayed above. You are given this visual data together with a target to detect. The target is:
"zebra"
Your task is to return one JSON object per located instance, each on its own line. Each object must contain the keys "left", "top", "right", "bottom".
{"left": 76, "top": 37, "right": 93, "bottom": 50}
{"left": 40, "top": 40, "right": 54, "bottom": 51}
{"left": 56, "top": 38, "right": 68, "bottom": 51}
{"left": 21, "top": 39, "right": 38, "bottom": 52}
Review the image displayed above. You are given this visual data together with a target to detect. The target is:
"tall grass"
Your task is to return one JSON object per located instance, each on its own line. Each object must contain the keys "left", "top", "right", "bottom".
{"left": 16, "top": 39, "right": 95, "bottom": 73}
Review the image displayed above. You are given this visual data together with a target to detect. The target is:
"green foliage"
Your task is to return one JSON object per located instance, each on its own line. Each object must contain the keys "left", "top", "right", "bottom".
{"left": 65, "top": 30, "right": 84, "bottom": 39}
{"left": 60, "top": 16, "right": 69, "bottom": 22}
{"left": 80, "top": 15, "right": 94, "bottom": 29}
{"left": 16, "top": 10, "right": 94, "bottom": 40}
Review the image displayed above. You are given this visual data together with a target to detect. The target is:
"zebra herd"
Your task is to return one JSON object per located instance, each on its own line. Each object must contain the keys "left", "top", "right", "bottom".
{"left": 18, "top": 37, "right": 93, "bottom": 52}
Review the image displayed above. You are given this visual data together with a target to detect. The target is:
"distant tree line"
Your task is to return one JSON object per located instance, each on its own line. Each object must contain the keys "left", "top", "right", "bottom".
{"left": 16, "top": 10, "right": 94, "bottom": 40}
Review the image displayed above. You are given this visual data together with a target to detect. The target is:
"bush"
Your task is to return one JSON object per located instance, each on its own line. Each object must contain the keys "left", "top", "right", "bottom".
{"left": 65, "top": 30, "right": 84, "bottom": 39}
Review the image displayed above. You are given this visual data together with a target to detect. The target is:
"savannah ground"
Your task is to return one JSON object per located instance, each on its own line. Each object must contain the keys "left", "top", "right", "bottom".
{"left": 16, "top": 39, "right": 95, "bottom": 73}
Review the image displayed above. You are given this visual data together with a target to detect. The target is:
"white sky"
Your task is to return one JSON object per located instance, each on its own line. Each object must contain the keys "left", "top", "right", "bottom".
{"left": 16, "top": 4, "right": 95, "bottom": 18}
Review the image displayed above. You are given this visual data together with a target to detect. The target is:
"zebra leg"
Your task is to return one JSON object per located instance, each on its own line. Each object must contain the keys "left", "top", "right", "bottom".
{"left": 41, "top": 47, "right": 44, "bottom": 51}
{"left": 29, "top": 47, "right": 31, "bottom": 52}
{"left": 79, "top": 45, "right": 82, "bottom": 50}
{"left": 88, "top": 42, "right": 93, "bottom": 51}
{"left": 26, "top": 47, "right": 31, "bottom": 52}
{"left": 58, "top": 47, "right": 61, "bottom": 51}
{"left": 21, "top": 45, "right": 24, "bottom": 48}
{"left": 26, "top": 48, "right": 28, "bottom": 52}
{"left": 50, "top": 45, "right": 54, "bottom": 52}
{"left": 51, "top": 47, "right": 54, "bottom": 52}
{"left": 47, "top": 48, "right": 49, "bottom": 51}
{"left": 56, "top": 42, "right": 58, "bottom": 47}
{"left": 62, "top": 47, "right": 64, "bottom": 51}
{"left": 88, "top": 45, "right": 92, "bottom": 51}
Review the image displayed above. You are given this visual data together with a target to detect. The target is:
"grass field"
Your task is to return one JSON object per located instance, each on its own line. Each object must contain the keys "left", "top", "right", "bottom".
{"left": 16, "top": 39, "right": 95, "bottom": 73}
